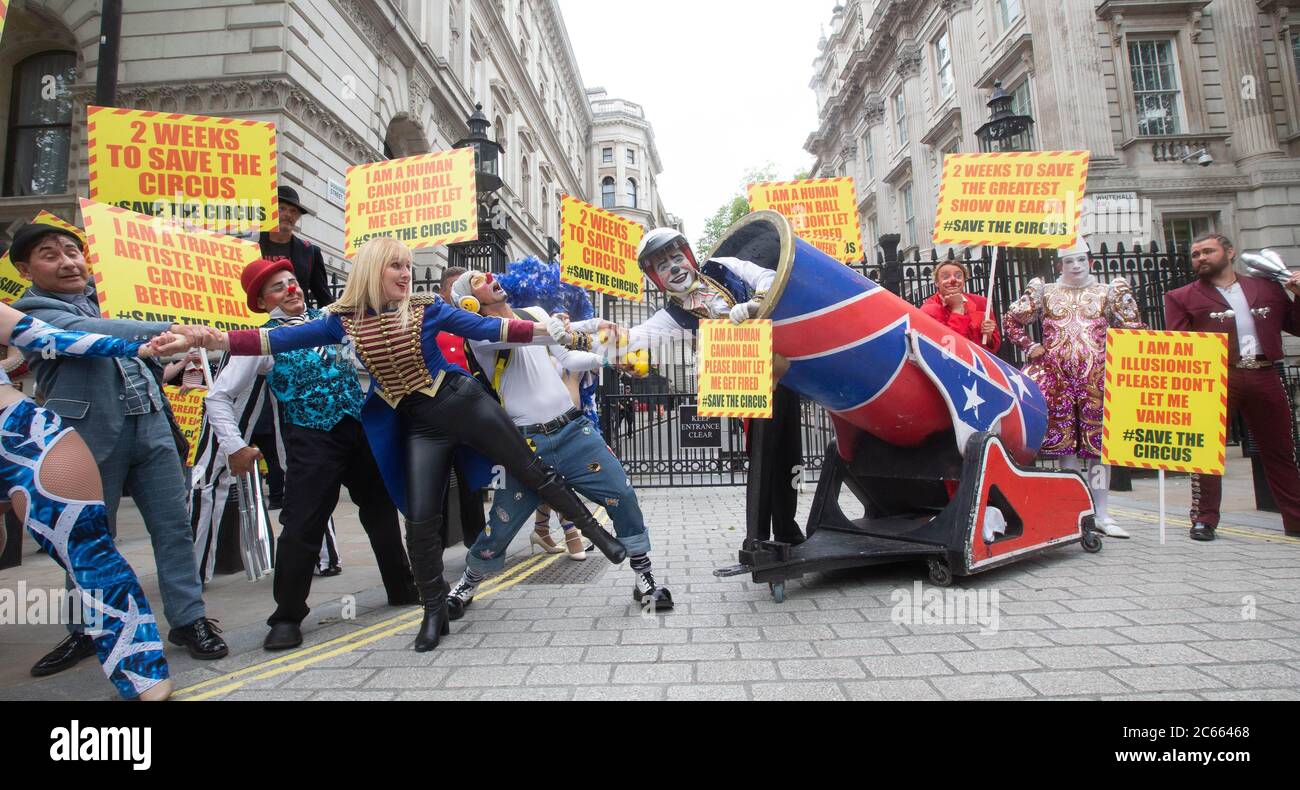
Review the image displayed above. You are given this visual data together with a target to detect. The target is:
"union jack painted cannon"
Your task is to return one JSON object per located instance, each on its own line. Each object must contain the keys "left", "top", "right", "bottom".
{"left": 713, "top": 212, "right": 1101, "bottom": 602}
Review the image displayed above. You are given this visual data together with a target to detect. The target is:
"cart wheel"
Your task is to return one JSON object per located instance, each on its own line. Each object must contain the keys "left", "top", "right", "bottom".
{"left": 927, "top": 559, "right": 954, "bottom": 587}
{"left": 1081, "top": 531, "right": 1103, "bottom": 554}
{"left": 769, "top": 582, "right": 786, "bottom": 604}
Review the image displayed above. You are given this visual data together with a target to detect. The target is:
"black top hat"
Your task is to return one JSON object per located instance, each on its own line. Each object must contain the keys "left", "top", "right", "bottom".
{"left": 277, "top": 185, "right": 312, "bottom": 215}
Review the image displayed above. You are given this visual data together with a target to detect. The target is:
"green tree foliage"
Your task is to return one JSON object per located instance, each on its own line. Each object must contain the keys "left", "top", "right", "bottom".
{"left": 695, "top": 163, "right": 786, "bottom": 254}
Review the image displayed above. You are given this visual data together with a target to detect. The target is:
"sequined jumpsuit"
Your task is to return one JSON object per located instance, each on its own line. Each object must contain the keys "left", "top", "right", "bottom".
{"left": 1002, "top": 277, "right": 1146, "bottom": 458}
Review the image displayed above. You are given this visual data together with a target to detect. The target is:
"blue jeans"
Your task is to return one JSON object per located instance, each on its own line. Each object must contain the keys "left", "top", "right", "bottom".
{"left": 68, "top": 411, "right": 205, "bottom": 632}
{"left": 468, "top": 418, "right": 651, "bottom": 573}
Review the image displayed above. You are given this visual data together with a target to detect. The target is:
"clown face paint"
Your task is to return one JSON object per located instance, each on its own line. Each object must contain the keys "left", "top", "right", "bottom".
{"left": 470, "top": 272, "right": 508, "bottom": 307}
{"left": 651, "top": 251, "right": 697, "bottom": 293}
{"left": 260, "top": 270, "right": 306, "bottom": 315}
{"left": 1057, "top": 252, "right": 1093, "bottom": 288}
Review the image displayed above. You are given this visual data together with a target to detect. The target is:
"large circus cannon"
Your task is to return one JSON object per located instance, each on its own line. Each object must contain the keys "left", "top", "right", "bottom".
{"left": 712, "top": 212, "right": 1101, "bottom": 601}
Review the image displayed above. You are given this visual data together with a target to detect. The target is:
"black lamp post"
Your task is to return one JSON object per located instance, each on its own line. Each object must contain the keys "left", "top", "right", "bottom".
{"left": 975, "top": 80, "right": 1035, "bottom": 153}
{"left": 453, "top": 103, "right": 504, "bottom": 194}
{"left": 449, "top": 103, "right": 511, "bottom": 273}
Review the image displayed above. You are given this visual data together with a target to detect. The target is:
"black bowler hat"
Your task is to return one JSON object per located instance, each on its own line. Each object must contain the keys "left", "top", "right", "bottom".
{"left": 8, "top": 223, "right": 84, "bottom": 264}
{"left": 277, "top": 185, "right": 312, "bottom": 216}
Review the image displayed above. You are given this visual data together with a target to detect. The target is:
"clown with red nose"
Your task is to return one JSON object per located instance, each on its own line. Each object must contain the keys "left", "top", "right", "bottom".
{"left": 186, "top": 257, "right": 417, "bottom": 652}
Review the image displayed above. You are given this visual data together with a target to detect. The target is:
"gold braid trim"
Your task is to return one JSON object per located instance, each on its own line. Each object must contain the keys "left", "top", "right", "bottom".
{"left": 324, "top": 293, "right": 440, "bottom": 316}
{"left": 675, "top": 274, "right": 738, "bottom": 320}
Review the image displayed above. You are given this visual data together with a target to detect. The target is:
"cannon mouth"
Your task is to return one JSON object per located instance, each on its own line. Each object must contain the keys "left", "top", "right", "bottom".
{"left": 708, "top": 210, "right": 794, "bottom": 321}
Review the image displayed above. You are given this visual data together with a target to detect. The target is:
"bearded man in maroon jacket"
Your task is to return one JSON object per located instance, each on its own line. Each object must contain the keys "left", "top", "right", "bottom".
{"left": 1163, "top": 234, "right": 1300, "bottom": 541}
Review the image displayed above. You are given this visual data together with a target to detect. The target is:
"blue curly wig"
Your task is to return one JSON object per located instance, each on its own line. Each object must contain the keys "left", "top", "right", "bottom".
{"left": 498, "top": 256, "right": 601, "bottom": 429}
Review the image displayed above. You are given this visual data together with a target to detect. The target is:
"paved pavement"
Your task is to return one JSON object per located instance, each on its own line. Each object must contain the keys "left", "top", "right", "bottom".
{"left": 2, "top": 454, "right": 1298, "bottom": 701}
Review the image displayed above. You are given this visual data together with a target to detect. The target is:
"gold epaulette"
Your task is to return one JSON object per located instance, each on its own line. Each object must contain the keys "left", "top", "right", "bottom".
{"left": 410, "top": 294, "right": 440, "bottom": 307}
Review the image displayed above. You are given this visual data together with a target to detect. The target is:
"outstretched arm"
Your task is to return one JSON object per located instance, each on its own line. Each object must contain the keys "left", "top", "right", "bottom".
{"left": 0, "top": 303, "right": 160, "bottom": 359}
{"left": 152, "top": 314, "right": 344, "bottom": 357}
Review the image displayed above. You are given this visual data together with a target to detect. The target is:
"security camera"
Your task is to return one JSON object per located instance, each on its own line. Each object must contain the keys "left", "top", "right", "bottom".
{"left": 1179, "top": 148, "right": 1213, "bottom": 167}
{"left": 1196, "top": 152, "right": 1213, "bottom": 167}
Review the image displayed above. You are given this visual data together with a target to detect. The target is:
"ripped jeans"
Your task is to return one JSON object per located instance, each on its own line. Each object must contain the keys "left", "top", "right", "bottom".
{"left": 467, "top": 417, "right": 650, "bottom": 573}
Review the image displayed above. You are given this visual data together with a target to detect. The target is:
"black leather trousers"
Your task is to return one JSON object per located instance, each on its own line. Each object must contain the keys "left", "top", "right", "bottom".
{"left": 397, "top": 376, "right": 624, "bottom": 607}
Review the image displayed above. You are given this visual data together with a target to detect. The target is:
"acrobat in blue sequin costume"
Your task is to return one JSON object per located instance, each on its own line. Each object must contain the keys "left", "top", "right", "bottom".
{"left": 0, "top": 315, "right": 168, "bottom": 699}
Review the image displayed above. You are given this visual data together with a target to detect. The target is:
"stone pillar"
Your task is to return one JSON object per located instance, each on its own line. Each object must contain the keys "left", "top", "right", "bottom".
{"left": 1024, "top": 0, "right": 1115, "bottom": 156}
{"left": 1213, "top": 0, "right": 1281, "bottom": 163}
{"left": 898, "top": 45, "right": 929, "bottom": 247}
{"left": 942, "top": 0, "right": 985, "bottom": 147}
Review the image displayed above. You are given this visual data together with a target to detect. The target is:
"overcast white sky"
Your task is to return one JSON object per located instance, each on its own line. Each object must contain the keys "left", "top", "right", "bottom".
{"left": 556, "top": 0, "right": 838, "bottom": 245}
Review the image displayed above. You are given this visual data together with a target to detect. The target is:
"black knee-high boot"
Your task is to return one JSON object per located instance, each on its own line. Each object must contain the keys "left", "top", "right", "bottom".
{"left": 516, "top": 457, "right": 627, "bottom": 564}
{"left": 405, "top": 517, "right": 450, "bottom": 652}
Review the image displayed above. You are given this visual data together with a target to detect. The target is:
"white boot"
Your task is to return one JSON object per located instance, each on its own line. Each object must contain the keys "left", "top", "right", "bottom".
{"left": 1089, "top": 462, "right": 1130, "bottom": 539}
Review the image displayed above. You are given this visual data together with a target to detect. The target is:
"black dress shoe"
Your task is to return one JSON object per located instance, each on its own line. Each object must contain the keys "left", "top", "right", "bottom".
{"left": 316, "top": 565, "right": 343, "bottom": 578}
{"left": 263, "top": 622, "right": 303, "bottom": 651}
{"left": 168, "top": 617, "right": 229, "bottom": 660}
{"left": 31, "top": 633, "right": 97, "bottom": 677}
{"left": 1189, "top": 523, "right": 1217, "bottom": 542}
{"left": 633, "top": 572, "right": 674, "bottom": 612}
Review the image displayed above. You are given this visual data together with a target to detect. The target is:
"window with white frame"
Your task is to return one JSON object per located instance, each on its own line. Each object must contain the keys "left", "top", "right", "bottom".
{"left": 1292, "top": 33, "right": 1299, "bottom": 89}
{"left": 1163, "top": 215, "right": 1214, "bottom": 253}
{"left": 5, "top": 51, "right": 77, "bottom": 196}
{"left": 1009, "top": 78, "right": 1036, "bottom": 148}
{"left": 863, "top": 132, "right": 875, "bottom": 182}
{"left": 894, "top": 91, "right": 908, "bottom": 148}
{"left": 626, "top": 178, "right": 638, "bottom": 208}
{"left": 900, "top": 182, "right": 916, "bottom": 247}
{"left": 995, "top": 0, "right": 1023, "bottom": 31}
{"left": 935, "top": 32, "right": 955, "bottom": 101}
{"left": 626, "top": 149, "right": 636, "bottom": 165}
{"left": 602, "top": 147, "right": 613, "bottom": 164}
{"left": 601, "top": 177, "right": 615, "bottom": 208}
{"left": 521, "top": 154, "right": 532, "bottom": 215}
{"left": 1128, "top": 39, "right": 1184, "bottom": 136}
{"left": 494, "top": 116, "right": 507, "bottom": 181}
{"left": 866, "top": 214, "right": 878, "bottom": 253}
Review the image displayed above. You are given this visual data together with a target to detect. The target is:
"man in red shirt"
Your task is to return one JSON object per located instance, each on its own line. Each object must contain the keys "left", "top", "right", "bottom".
{"left": 920, "top": 261, "right": 1001, "bottom": 353}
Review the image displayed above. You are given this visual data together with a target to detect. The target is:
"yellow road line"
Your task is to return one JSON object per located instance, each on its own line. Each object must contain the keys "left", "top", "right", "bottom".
{"left": 173, "top": 555, "right": 548, "bottom": 699}
{"left": 176, "top": 509, "right": 608, "bottom": 700}
{"left": 1109, "top": 507, "right": 1300, "bottom": 544}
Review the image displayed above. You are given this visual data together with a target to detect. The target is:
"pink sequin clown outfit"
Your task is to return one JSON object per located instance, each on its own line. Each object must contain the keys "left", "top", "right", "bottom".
{"left": 1002, "top": 277, "right": 1146, "bottom": 458}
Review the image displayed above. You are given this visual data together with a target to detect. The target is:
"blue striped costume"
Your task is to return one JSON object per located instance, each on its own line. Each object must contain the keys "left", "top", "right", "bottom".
{"left": 0, "top": 316, "right": 168, "bottom": 699}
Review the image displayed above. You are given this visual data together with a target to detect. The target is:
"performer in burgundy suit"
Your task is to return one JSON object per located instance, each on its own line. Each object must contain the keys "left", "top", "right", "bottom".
{"left": 1164, "top": 234, "right": 1300, "bottom": 541}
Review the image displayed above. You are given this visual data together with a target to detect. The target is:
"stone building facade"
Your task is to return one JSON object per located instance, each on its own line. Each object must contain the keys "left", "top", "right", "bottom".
{"left": 806, "top": 0, "right": 1300, "bottom": 263}
{"left": 588, "top": 87, "right": 679, "bottom": 232}
{"left": 0, "top": 0, "right": 675, "bottom": 283}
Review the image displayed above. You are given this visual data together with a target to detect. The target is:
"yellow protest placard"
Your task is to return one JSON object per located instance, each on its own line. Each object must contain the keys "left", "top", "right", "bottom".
{"left": 932, "top": 151, "right": 1090, "bottom": 249}
{"left": 1102, "top": 329, "right": 1228, "bottom": 475}
{"left": 80, "top": 199, "right": 261, "bottom": 330}
{"left": 344, "top": 148, "right": 476, "bottom": 256}
{"left": 86, "top": 106, "right": 278, "bottom": 235}
{"left": 0, "top": 211, "right": 85, "bottom": 305}
{"left": 164, "top": 385, "right": 207, "bottom": 467}
{"left": 747, "top": 178, "right": 863, "bottom": 263}
{"left": 559, "top": 195, "right": 644, "bottom": 301}
{"left": 696, "top": 319, "right": 774, "bottom": 419}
